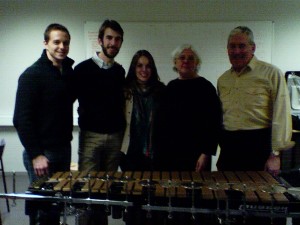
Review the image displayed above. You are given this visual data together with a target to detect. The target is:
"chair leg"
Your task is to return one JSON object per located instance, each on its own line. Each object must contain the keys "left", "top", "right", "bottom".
{"left": 0, "top": 160, "right": 9, "bottom": 212}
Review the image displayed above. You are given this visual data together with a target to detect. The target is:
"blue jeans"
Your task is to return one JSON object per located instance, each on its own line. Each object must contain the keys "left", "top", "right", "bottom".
{"left": 23, "top": 145, "right": 71, "bottom": 183}
{"left": 23, "top": 145, "right": 71, "bottom": 225}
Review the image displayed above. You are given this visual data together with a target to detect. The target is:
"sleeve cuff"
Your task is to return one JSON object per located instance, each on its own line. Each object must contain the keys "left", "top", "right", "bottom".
{"left": 271, "top": 151, "right": 280, "bottom": 156}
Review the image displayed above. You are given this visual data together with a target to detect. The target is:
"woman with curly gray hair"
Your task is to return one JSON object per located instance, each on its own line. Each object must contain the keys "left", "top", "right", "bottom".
{"left": 155, "top": 44, "right": 222, "bottom": 173}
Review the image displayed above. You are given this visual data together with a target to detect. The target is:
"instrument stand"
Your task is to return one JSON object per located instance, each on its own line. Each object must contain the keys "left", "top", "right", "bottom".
{"left": 224, "top": 183, "right": 235, "bottom": 225}
{"left": 232, "top": 183, "right": 256, "bottom": 225}
{"left": 86, "top": 173, "right": 92, "bottom": 214}
{"left": 62, "top": 196, "right": 68, "bottom": 225}
{"left": 53, "top": 192, "right": 68, "bottom": 225}
{"left": 11, "top": 171, "right": 16, "bottom": 207}
{"left": 139, "top": 178, "right": 158, "bottom": 219}
{"left": 181, "top": 181, "right": 203, "bottom": 224}
{"left": 214, "top": 183, "right": 222, "bottom": 225}
{"left": 120, "top": 175, "right": 134, "bottom": 222}
{"left": 67, "top": 171, "right": 76, "bottom": 216}
{"left": 146, "top": 179, "right": 153, "bottom": 219}
{"left": 241, "top": 185, "right": 248, "bottom": 224}
{"left": 160, "top": 179, "right": 181, "bottom": 221}
{"left": 100, "top": 173, "right": 115, "bottom": 215}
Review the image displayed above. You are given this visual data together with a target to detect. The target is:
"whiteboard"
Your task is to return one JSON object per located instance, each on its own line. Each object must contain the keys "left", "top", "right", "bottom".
{"left": 84, "top": 21, "right": 273, "bottom": 87}
{"left": 0, "top": 21, "right": 273, "bottom": 125}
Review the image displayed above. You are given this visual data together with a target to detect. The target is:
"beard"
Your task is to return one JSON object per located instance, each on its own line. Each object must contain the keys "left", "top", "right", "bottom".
{"left": 101, "top": 45, "right": 119, "bottom": 59}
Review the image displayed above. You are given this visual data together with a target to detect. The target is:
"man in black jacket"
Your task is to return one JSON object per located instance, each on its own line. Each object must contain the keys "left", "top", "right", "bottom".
{"left": 13, "top": 23, "right": 75, "bottom": 225}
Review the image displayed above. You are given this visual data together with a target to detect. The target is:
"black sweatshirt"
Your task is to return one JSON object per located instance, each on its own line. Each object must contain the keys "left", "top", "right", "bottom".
{"left": 13, "top": 50, "right": 75, "bottom": 160}
{"left": 74, "top": 59, "right": 126, "bottom": 133}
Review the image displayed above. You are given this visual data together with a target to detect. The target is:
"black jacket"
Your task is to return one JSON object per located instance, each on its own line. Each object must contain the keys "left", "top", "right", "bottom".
{"left": 13, "top": 49, "right": 75, "bottom": 159}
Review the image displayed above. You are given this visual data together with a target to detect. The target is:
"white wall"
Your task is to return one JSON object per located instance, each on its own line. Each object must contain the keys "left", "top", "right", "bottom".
{"left": 1, "top": 0, "right": 300, "bottom": 172}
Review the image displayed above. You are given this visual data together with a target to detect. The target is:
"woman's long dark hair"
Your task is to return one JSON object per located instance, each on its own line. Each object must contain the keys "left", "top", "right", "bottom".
{"left": 125, "top": 50, "right": 160, "bottom": 85}
{"left": 124, "top": 50, "right": 165, "bottom": 100}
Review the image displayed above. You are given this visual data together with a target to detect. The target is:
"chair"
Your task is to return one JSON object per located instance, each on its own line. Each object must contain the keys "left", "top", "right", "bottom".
{"left": 0, "top": 144, "right": 10, "bottom": 212}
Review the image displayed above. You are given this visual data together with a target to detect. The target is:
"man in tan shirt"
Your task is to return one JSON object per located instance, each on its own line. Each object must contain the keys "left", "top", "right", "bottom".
{"left": 216, "top": 25, "right": 294, "bottom": 225}
{"left": 217, "top": 26, "right": 294, "bottom": 176}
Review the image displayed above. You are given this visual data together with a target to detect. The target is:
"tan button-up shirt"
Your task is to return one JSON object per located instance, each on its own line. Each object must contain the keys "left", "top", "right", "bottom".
{"left": 217, "top": 56, "right": 294, "bottom": 154}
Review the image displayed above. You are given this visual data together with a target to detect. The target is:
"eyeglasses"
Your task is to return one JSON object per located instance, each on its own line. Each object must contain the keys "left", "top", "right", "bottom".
{"left": 177, "top": 55, "right": 195, "bottom": 62}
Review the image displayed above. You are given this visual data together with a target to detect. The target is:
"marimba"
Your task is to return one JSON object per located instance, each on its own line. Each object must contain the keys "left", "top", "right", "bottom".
{"left": 1, "top": 171, "right": 300, "bottom": 225}
{"left": 27, "top": 171, "right": 299, "bottom": 216}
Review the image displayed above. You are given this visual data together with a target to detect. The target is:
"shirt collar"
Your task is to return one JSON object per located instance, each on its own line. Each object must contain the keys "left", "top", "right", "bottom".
{"left": 92, "top": 52, "right": 114, "bottom": 69}
{"left": 247, "top": 55, "right": 258, "bottom": 70}
{"left": 230, "top": 55, "right": 257, "bottom": 75}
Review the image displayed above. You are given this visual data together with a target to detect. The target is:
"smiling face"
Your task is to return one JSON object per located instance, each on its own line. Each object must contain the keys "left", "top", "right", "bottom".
{"left": 135, "top": 56, "right": 152, "bottom": 84}
{"left": 44, "top": 30, "right": 70, "bottom": 67}
{"left": 174, "top": 48, "right": 199, "bottom": 79}
{"left": 227, "top": 33, "right": 255, "bottom": 72}
{"left": 99, "top": 27, "right": 123, "bottom": 59}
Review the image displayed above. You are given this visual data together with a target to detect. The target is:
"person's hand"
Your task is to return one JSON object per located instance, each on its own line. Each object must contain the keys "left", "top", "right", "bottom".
{"left": 265, "top": 154, "right": 280, "bottom": 176}
{"left": 195, "top": 153, "right": 209, "bottom": 172}
{"left": 32, "top": 155, "right": 49, "bottom": 177}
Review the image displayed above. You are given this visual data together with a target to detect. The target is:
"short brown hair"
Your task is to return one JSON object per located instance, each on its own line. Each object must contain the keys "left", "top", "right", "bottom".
{"left": 98, "top": 19, "right": 124, "bottom": 42}
{"left": 44, "top": 23, "right": 70, "bottom": 42}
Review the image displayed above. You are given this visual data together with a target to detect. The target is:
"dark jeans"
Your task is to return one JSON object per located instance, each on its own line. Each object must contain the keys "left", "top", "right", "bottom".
{"left": 23, "top": 146, "right": 71, "bottom": 183}
{"left": 216, "top": 128, "right": 286, "bottom": 225}
{"left": 23, "top": 145, "right": 71, "bottom": 225}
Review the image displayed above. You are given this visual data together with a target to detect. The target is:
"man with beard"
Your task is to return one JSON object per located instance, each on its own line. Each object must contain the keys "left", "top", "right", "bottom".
{"left": 217, "top": 26, "right": 293, "bottom": 225}
{"left": 74, "top": 20, "right": 125, "bottom": 225}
